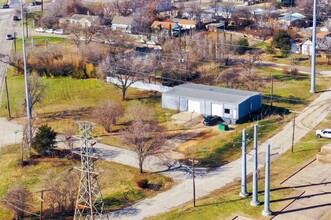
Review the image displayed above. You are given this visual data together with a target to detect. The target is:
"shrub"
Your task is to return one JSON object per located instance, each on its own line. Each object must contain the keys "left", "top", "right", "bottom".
{"left": 236, "top": 38, "right": 249, "bottom": 55}
{"left": 32, "top": 124, "right": 57, "bottom": 156}
{"left": 136, "top": 179, "right": 149, "bottom": 189}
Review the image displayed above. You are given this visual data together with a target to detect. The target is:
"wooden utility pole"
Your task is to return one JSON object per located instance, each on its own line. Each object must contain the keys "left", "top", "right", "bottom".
{"left": 291, "top": 113, "right": 296, "bottom": 153}
{"left": 192, "top": 157, "right": 196, "bottom": 207}
{"left": 41, "top": 0, "right": 44, "bottom": 13}
{"left": 270, "top": 75, "right": 274, "bottom": 107}
{"left": 36, "top": 189, "right": 51, "bottom": 220}
{"left": 4, "top": 75, "right": 11, "bottom": 119}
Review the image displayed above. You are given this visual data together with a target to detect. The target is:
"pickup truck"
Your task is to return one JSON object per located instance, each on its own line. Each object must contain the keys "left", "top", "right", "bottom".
{"left": 316, "top": 129, "right": 331, "bottom": 138}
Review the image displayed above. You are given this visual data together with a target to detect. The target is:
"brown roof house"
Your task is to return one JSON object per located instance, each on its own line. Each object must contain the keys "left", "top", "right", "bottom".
{"left": 111, "top": 16, "right": 135, "bottom": 33}
{"left": 60, "top": 14, "right": 102, "bottom": 27}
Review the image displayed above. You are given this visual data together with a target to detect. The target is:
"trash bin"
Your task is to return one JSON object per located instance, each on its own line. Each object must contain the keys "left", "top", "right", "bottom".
{"left": 218, "top": 123, "right": 228, "bottom": 131}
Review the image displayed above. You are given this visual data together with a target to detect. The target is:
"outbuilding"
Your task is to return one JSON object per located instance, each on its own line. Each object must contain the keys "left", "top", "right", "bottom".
{"left": 162, "top": 84, "right": 262, "bottom": 124}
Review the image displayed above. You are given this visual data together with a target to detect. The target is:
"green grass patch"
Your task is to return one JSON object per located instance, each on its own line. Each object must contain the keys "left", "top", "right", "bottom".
{"left": 13, "top": 36, "right": 69, "bottom": 51}
{"left": 0, "top": 75, "right": 175, "bottom": 146}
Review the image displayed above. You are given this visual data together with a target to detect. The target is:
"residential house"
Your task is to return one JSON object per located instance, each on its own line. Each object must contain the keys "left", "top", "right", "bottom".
{"left": 291, "top": 38, "right": 305, "bottom": 54}
{"left": 205, "top": 22, "right": 225, "bottom": 32}
{"left": 278, "top": 12, "right": 306, "bottom": 27}
{"left": 301, "top": 39, "right": 313, "bottom": 56}
{"left": 162, "top": 84, "right": 262, "bottom": 124}
{"left": 59, "top": 14, "right": 102, "bottom": 27}
{"left": 111, "top": 16, "right": 134, "bottom": 33}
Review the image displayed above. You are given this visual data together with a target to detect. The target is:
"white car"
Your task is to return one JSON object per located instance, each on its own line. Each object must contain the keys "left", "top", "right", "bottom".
{"left": 53, "top": 29, "right": 64, "bottom": 35}
{"left": 35, "top": 27, "right": 45, "bottom": 33}
{"left": 45, "top": 29, "right": 53, "bottom": 34}
{"left": 316, "top": 129, "right": 331, "bottom": 138}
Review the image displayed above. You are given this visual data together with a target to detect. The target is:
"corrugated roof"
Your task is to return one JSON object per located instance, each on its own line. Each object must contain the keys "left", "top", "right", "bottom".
{"left": 163, "top": 84, "right": 261, "bottom": 104}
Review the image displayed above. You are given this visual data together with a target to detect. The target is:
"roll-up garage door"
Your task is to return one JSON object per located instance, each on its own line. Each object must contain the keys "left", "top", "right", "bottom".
{"left": 211, "top": 104, "right": 223, "bottom": 117}
{"left": 188, "top": 100, "right": 201, "bottom": 113}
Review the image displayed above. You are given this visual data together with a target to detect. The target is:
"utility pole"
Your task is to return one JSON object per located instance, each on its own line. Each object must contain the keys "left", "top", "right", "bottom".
{"left": 251, "top": 124, "right": 260, "bottom": 206}
{"left": 240, "top": 129, "right": 249, "bottom": 197}
{"left": 270, "top": 75, "right": 274, "bottom": 108}
{"left": 262, "top": 143, "right": 272, "bottom": 216}
{"left": 41, "top": 0, "right": 44, "bottom": 13}
{"left": 291, "top": 113, "right": 296, "bottom": 153}
{"left": 192, "top": 156, "right": 196, "bottom": 207}
{"left": 311, "top": 0, "right": 317, "bottom": 93}
{"left": 5, "top": 75, "right": 11, "bottom": 119}
{"left": 74, "top": 121, "right": 106, "bottom": 220}
{"left": 20, "top": 0, "right": 33, "bottom": 157}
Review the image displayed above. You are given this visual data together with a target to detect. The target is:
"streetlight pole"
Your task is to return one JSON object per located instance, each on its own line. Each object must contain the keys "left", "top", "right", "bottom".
{"left": 20, "top": 0, "right": 32, "bottom": 157}
{"left": 310, "top": 0, "right": 317, "bottom": 93}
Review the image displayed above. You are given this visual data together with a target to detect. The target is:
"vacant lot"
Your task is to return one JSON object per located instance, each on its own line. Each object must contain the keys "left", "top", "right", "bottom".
{"left": 0, "top": 145, "right": 173, "bottom": 219}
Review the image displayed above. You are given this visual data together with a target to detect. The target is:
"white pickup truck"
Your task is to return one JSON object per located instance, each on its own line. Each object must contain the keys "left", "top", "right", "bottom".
{"left": 316, "top": 129, "right": 331, "bottom": 138}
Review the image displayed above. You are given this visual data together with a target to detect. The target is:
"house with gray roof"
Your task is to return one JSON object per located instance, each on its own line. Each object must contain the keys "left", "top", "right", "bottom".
{"left": 112, "top": 16, "right": 134, "bottom": 33}
{"left": 162, "top": 84, "right": 262, "bottom": 124}
{"left": 60, "top": 14, "right": 102, "bottom": 27}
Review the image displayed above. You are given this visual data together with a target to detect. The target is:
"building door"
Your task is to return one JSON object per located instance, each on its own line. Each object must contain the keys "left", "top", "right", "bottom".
{"left": 211, "top": 104, "right": 223, "bottom": 117}
{"left": 188, "top": 100, "right": 201, "bottom": 113}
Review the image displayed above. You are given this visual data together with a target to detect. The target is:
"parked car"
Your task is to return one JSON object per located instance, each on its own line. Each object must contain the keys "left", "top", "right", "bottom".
{"left": 45, "top": 29, "right": 53, "bottom": 34}
{"left": 35, "top": 27, "right": 45, "bottom": 33}
{"left": 53, "top": 29, "right": 64, "bottom": 35}
{"left": 316, "top": 129, "right": 331, "bottom": 138}
{"left": 203, "top": 115, "right": 222, "bottom": 126}
{"left": 13, "top": 16, "right": 20, "bottom": 21}
{"left": 1, "top": 4, "right": 9, "bottom": 8}
{"left": 31, "top": 1, "right": 42, "bottom": 6}
{"left": 6, "top": 34, "right": 14, "bottom": 40}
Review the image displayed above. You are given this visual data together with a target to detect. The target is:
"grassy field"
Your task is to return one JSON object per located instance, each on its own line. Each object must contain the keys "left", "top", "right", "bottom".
{"left": 148, "top": 114, "right": 331, "bottom": 220}
{"left": 0, "top": 145, "right": 173, "bottom": 219}
{"left": 14, "top": 36, "right": 70, "bottom": 51}
{"left": 0, "top": 74, "right": 175, "bottom": 136}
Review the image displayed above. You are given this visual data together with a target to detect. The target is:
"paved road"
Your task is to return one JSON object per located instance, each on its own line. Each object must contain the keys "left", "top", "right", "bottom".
{"left": 273, "top": 158, "right": 331, "bottom": 220}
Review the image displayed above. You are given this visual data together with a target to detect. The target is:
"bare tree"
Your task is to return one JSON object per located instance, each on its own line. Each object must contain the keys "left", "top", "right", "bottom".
{"left": 126, "top": 101, "right": 155, "bottom": 122}
{"left": 2, "top": 184, "right": 33, "bottom": 219}
{"left": 94, "top": 100, "right": 124, "bottom": 132}
{"left": 241, "top": 49, "right": 261, "bottom": 74}
{"left": 24, "top": 74, "right": 46, "bottom": 115}
{"left": 99, "top": 54, "right": 147, "bottom": 100}
{"left": 121, "top": 121, "right": 166, "bottom": 173}
{"left": 222, "top": 3, "right": 235, "bottom": 28}
{"left": 216, "top": 67, "right": 242, "bottom": 88}
{"left": 44, "top": 170, "right": 79, "bottom": 215}
{"left": 62, "top": 126, "right": 77, "bottom": 151}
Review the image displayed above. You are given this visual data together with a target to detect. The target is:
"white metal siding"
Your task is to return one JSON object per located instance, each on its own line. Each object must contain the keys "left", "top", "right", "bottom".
{"left": 211, "top": 103, "right": 223, "bottom": 117}
{"left": 188, "top": 100, "right": 201, "bottom": 113}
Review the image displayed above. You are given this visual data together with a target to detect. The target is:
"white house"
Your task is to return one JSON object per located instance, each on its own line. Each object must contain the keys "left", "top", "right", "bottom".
{"left": 60, "top": 14, "right": 102, "bottom": 27}
{"left": 301, "top": 39, "right": 313, "bottom": 56}
{"left": 111, "top": 16, "right": 134, "bottom": 32}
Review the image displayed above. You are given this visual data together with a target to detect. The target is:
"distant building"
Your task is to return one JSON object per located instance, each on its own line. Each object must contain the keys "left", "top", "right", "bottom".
{"left": 60, "top": 14, "right": 102, "bottom": 27}
{"left": 111, "top": 16, "right": 134, "bottom": 33}
{"left": 162, "top": 84, "right": 262, "bottom": 124}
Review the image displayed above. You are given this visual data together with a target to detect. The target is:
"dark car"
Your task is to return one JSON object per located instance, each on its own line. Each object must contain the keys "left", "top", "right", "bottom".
{"left": 203, "top": 115, "right": 222, "bottom": 126}
{"left": 31, "top": 1, "right": 42, "bottom": 6}
{"left": 2, "top": 4, "right": 9, "bottom": 8}
{"left": 13, "top": 16, "right": 20, "bottom": 21}
{"left": 6, "top": 34, "right": 14, "bottom": 40}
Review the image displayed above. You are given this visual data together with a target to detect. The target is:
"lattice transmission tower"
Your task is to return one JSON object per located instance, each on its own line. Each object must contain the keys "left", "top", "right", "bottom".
{"left": 74, "top": 121, "right": 107, "bottom": 220}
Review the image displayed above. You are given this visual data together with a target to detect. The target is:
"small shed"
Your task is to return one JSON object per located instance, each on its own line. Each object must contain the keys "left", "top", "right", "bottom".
{"left": 162, "top": 84, "right": 262, "bottom": 124}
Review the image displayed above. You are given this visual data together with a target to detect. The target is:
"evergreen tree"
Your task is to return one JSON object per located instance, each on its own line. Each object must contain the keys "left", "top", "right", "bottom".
{"left": 32, "top": 124, "right": 57, "bottom": 155}
{"left": 236, "top": 38, "right": 249, "bottom": 55}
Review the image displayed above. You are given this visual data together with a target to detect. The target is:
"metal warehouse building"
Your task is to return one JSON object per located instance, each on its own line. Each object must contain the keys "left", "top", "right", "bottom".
{"left": 162, "top": 84, "right": 262, "bottom": 124}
